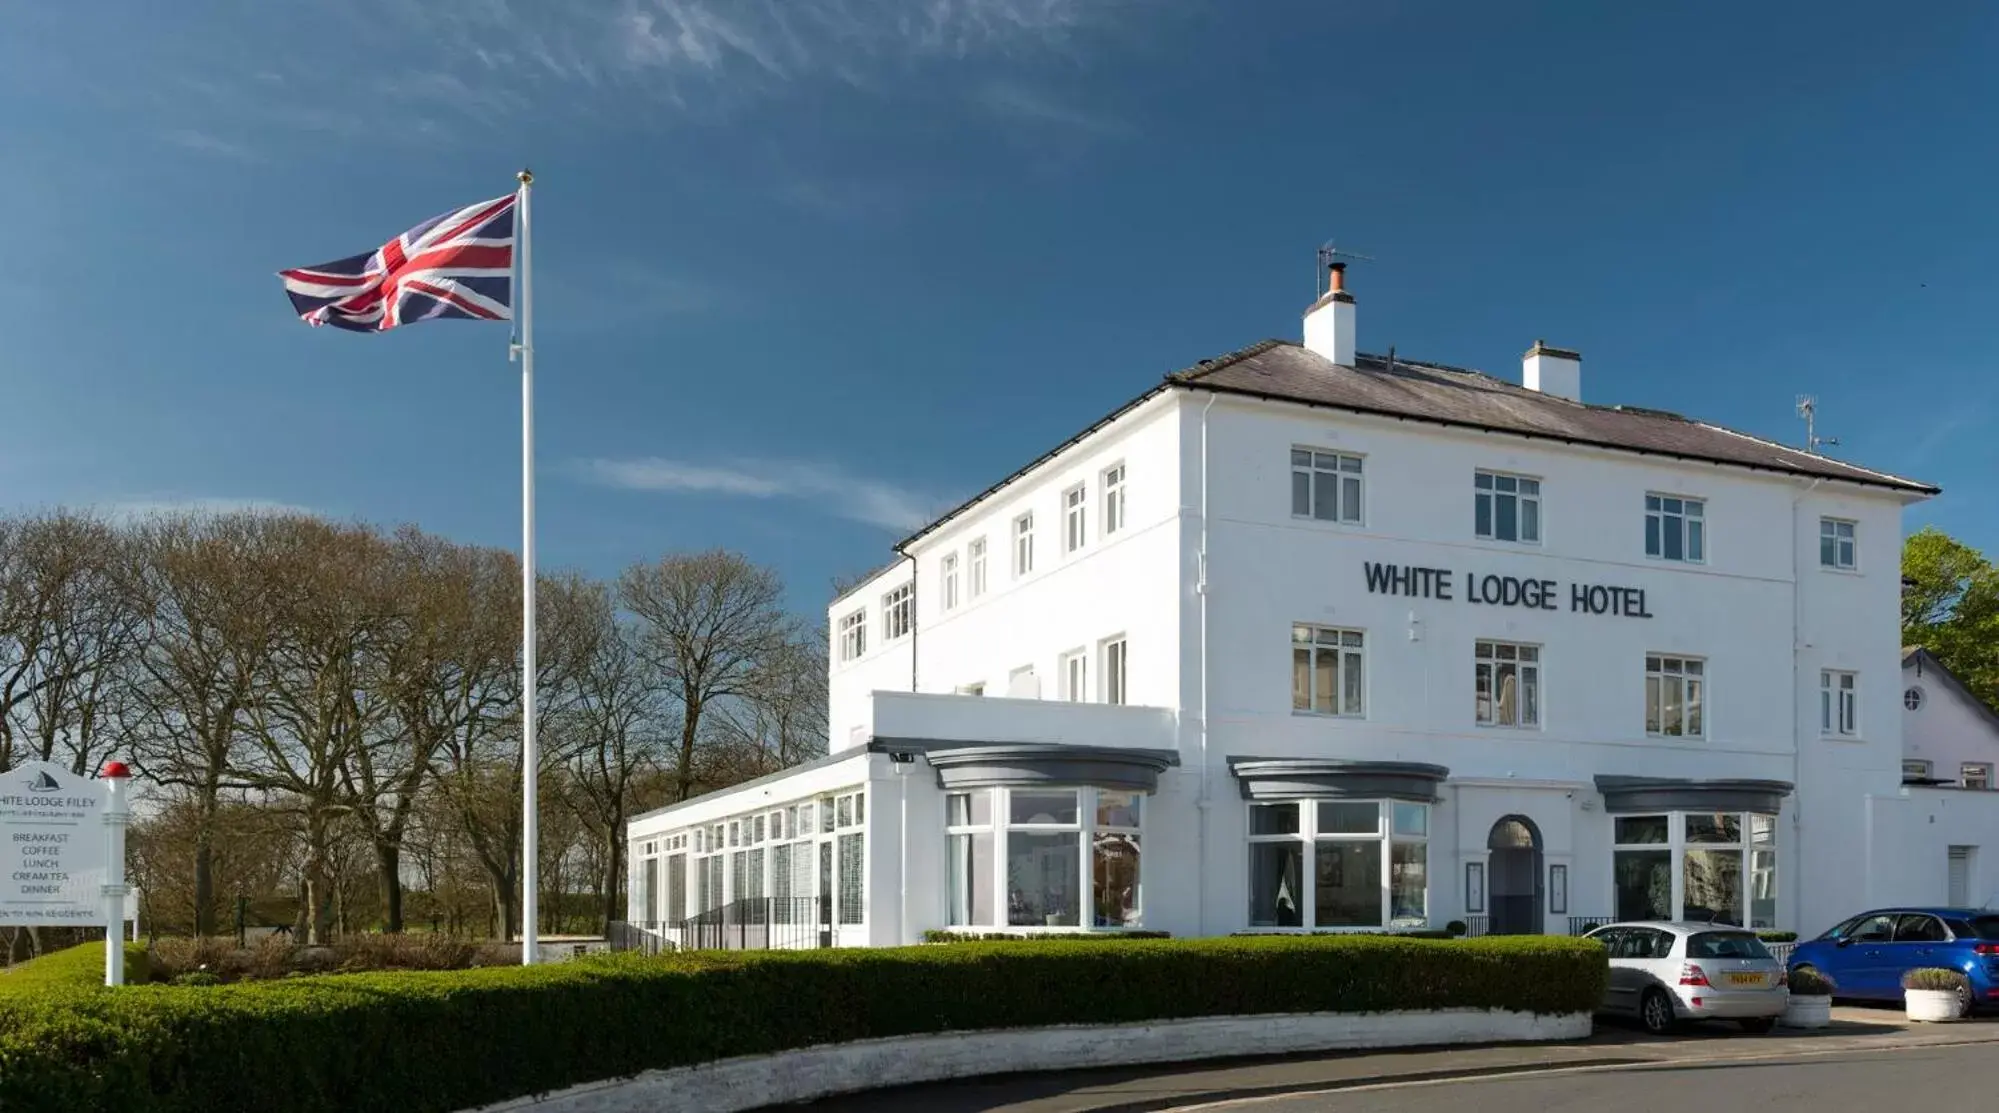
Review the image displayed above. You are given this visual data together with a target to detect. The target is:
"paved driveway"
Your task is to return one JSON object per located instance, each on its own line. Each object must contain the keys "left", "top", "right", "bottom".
{"left": 779, "top": 1007, "right": 1998, "bottom": 1113}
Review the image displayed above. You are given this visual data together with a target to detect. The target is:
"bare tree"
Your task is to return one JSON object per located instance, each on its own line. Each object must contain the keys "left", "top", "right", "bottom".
{"left": 349, "top": 529, "right": 516, "bottom": 932}
{"left": 238, "top": 517, "right": 393, "bottom": 944}
{"left": 545, "top": 574, "right": 666, "bottom": 933}
{"left": 620, "top": 550, "right": 788, "bottom": 803}
{"left": 712, "top": 619, "right": 829, "bottom": 778}
{"left": 125, "top": 514, "right": 283, "bottom": 936}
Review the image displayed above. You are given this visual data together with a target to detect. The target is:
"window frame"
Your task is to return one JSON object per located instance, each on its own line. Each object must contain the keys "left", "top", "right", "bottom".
{"left": 1013, "top": 513, "right": 1035, "bottom": 578}
{"left": 967, "top": 537, "right": 988, "bottom": 598}
{"left": 881, "top": 583, "right": 912, "bottom": 643}
{"left": 1063, "top": 483, "right": 1087, "bottom": 555}
{"left": 1474, "top": 640, "right": 1542, "bottom": 729}
{"left": 1245, "top": 799, "right": 1430, "bottom": 931}
{"left": 1611, "top": 811, "right": 1778, "bottom": 929}
{"left": 1819, "top": 517, "right": 1858, "bottom": 571}
{"left": 1820, "top": 669, "right": 1858, "bottom": 737}
{"left": 1290, "top": 447, "right": 1365, "bottom": 526}
{"left": 1101, "top": 463, "right": 1126, "bottom": 537}
{"left": 1474, "top": 470, "right": 1542, "bottom": 545}
{"left": 1100, "top": 636, "right": 1128, "bottom": 706}
{"left": 1644, "top": 493, "right": 1707, "bottom": 564}
{"left": 1645, "top": 654, "right": 1706, "bottom": 739}
{"left": 940, "top": 553, "right": 960, "bottom": 611}
{"left": 1291, "top": 624, "right": 1366, "bottom": 717}
{"left": 941, "top": 786, "right": 1147, "bottom": 932}
{"left": 1903, "top": 759, "right": 1934, "bottom": 782}
{"left": 1964, "top": 763, "right": 1994, "bottom": 791}
{"left": 1059, "top": 648, "right": 1089, "bottom": 702}
{"left": 837, "top": 608, "right": 867, "bottom": 662}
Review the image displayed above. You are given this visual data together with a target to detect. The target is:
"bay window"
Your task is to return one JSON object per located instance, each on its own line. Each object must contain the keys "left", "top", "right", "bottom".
{"left": 943, "top": 787, "right": 1144, "bottom": 930}
{"left": 1613, "top": 811, "right": 1779, "bottom": 928}
{"left": 1248, "top": 800, "right": 1429, "bottom": 929}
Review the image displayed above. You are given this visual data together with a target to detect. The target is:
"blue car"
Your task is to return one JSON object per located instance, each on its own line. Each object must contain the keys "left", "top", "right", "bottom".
{"left": 1788, "top": 907, "right": 1999, "bottom": 1015}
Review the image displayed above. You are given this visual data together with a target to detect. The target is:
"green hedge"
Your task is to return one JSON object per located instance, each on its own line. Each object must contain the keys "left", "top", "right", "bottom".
{"left": 0, "top": 935, "right": 1605, "bottom": 1113}
{"left": 922, "top": 929, "right": 1172, "bottom": 942}
{"left": 0, "top": 941, "right": 148, "bottom": 994}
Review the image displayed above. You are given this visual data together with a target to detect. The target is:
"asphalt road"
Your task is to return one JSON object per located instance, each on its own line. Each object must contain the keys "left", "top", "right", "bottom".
{"left": 1180, "top": 1042, "right": 1989, "bottom": 1111}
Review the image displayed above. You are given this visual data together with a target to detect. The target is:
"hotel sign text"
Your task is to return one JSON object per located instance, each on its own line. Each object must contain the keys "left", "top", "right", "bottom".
{"left": 1363, "top": 562, "right": 1653, "bottom": 619}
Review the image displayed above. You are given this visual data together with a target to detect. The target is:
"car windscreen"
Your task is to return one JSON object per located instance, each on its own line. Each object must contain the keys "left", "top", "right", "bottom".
{"left": 1957, "top": 916, "right": 1999, "bottom": 941}
{"left": 1686, "top": 931, "right": 1772, "bottom": 960}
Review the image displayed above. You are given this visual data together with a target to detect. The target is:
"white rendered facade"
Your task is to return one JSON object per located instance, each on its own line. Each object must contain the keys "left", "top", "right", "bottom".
{"left": 629, "top": 278, "right": 1962, "bottom": 946}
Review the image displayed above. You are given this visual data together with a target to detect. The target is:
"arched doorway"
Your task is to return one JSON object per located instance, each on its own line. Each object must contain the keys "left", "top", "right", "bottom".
{"left": 1487, "top": 816, "right": 1544, "bottom": 935}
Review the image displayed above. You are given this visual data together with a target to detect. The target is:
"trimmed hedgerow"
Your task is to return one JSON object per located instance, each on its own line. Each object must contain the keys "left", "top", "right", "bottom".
{"left": 921, "top": 929, "right": 1172, "bottom": 943}
{"left": 0, "top": 940, "right": 148, "bottom": 994}
{"left": 0, "top": 935, "right": 1604, "bottom": 1113}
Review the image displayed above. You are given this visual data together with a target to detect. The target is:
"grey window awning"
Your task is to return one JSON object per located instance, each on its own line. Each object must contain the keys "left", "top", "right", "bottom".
{"left": 1225, "top": 758, "right": 1449, "bottom": 803}
{"left": 872, "top": 739, "right": 1181, "bottom": 794}
{"left": 1593, "top": 775, "right": 1794, "bottom": 816}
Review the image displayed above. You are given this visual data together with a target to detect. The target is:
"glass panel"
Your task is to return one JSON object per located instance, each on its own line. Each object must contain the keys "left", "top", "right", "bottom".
{"left": 838, "top": 833, "right": 865, "bottom": 924}
{"left": 1645, "top": 513, "right": 1661, "bottom": 556}
{"left": 1521, "top": 498, "right": 1539, "bottom": 542}
{"left": 855, "top": 793, "right": 865, "bottom": 825}
{"left": 1660, "top": 674, "right": 1681, "bottom": 736}
{"left": 1475, "top": 492, "right": 1492, "bottom": 537}
{"left": 947, "top": 831, "right": 994, "bottom": 926}
{"left": 1685, "top": 814, "right": 1742, "bottom": 844}
{"left": 1314, "top": 647, "right": 1336, "bottom": 711}
{"left": 1615, "top": 849, "right": 1673, "bottom": 921}
{"left": 1006, "top": 831, "right": 1081, "bottom": 926}
{"left": 1476, "top": 472, "right": 1493, "bottom": 490}
{"left": 1687, "top": 932, "right": 1771, "bottom": 960}
{"left": 1392, "top": 802, "right": 1427, "bottom": 837}
{"left": 1096, "top": 790, "right": 1141, "bottom": 829}
{"left": 1292, "top": 646, "right": 1312, "bottom": 710}
{"left": 1390, "top": 841, "right": 1427, "bottom": 925}
{"left": 1519, "top": 478, "right": 1539, "bottom": 496}
{"left": 1662, "top": 518, "right": 1683, "bottom": 561}
{"left": 1313, "top": 474, "right": 1338, "bottom": 521}
{"left": 1645, "top": 675, "right": 1661, "bottom": 734}
{"left": 1683, "top": 848, "right": 1743, "bottom": 925}
{"left": 1615, "top": 815, "right": 1669, "bottom": 845}
{"left": 1686, "top": 678, "right": 1703, "bottom": 736}
{"left": 1317, "top": 801, "right": 1379, "bottom": 835}
{"left": 1248, "top": 841, "right": 1305, "bottom": 927}
{"left": 1291, "top": 449, "right": 1311, "bottom": 467}
{"left": 1340, "top": 456, "right": 1362, "bottom": 474}
{"left": 1341, "top": 477, "right": 1362, "bottom": 522}
{"left": 1646, "top": 494, "right": 1661, "bottom": 512}
{"left": 1820, "top": 534, "right": 1837, "bottom": 566}
{"left": 947, "top": 790, "right": 992, "bottom": 828}
{"left": 1092, "top": 831, "right": 1141, "bottom": 927}
{"left": 1687, "top": 519, "right": 1704, "bottom": 561}
{"left": 1749, "top": 849, "right": 1778, "bottom": 929}
{"left": 1010, "top": 789, "right": 1079, "bottom": 826}
{"left": 1342, "top": 651, "right": 1363, "bottom": 714}
{"left": 1292, "top": 471, "right": 1311, "bottom": 517}
{"left": 1494, "top": 474, "right": 1516, "bottom": 493}
{"left": 1496, "top": 493, "right": 1517, "bottom": 541}
{"left": 1250, "top": 802, "right": 1300, "bottom": 836}
{"left": 1314, "top": 840, "right": 1383, "bottom": 927}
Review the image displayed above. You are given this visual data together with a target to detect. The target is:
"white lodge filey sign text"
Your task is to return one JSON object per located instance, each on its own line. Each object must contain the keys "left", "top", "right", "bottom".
{"left": 1363, "top": 561, "right": 1655, "bottom": 619}
{"left": 0, "top": 761, "right": 107, "bottom": 926}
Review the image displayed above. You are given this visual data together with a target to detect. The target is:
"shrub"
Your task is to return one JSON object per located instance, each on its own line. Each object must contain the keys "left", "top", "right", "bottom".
{"left": 1757, "top": 931, "right": 1799, "bottom": 943}
{"left": 0, "top": 940, "right": 148, "bottom": 993}
{"left": 1787, "top": 967, "right": 1837, "bottom": 996}
{"left": 0, "top": 935, "right": 1605, "bottom": 1113}
{"left": 1902, "top": 967, "right": 1970, "bottom": 993}
{"left": 1445, "top": 920, "right": 1468, "bottom": 937}
{"left": 172, "top": 971, "right": 221, "bottom": 987}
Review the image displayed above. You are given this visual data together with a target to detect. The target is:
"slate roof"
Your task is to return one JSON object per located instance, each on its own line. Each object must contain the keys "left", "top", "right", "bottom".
{"left": 1173, "top": 342, "right": 1939, "bottom": 495}
{"left": 894, "top": 339, "right": 1936, "bottom": 552}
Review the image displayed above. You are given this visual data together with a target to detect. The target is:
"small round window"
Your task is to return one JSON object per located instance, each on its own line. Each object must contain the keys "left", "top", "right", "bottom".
{"left": 1904, "top": 687, "right": 1925, "bottom": 711}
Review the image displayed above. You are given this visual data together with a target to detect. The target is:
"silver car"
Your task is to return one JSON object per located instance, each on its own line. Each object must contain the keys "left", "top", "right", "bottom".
{"left": 1583, "top": 921, "right": 1788, "bottom": 1034}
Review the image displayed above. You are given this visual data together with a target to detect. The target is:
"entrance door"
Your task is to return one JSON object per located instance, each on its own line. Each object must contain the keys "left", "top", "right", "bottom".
{"left": 1948, "top": 847, "right": 1972, "bottom": 907}
{"left": 1487, "top": 816, "right": 1544, "bottom": 935}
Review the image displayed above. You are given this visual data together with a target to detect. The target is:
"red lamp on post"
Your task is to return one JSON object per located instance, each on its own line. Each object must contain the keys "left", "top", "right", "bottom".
{"left": 99, "top": 759, "right": 132, "bottom": 986}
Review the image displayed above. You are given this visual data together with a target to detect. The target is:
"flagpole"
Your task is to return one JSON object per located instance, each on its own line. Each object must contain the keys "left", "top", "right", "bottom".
{"left": 515, "top": 167, "right": 539, "bottom": 966}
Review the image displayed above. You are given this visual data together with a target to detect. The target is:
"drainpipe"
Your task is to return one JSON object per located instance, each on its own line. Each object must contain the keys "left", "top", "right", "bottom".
{"left": 1790, "top": 477, "right": 1822, "bottom": 932}
{"left": 1196, "top": 392, "right": 1217, "bottom": 937}
{"left": 903, "top": 549, "right": 918, "bottom": 693}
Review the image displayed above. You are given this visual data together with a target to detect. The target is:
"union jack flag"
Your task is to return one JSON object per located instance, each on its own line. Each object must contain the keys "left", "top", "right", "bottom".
{"left": 278, "top": 194, "right": 516, "bottom": 332}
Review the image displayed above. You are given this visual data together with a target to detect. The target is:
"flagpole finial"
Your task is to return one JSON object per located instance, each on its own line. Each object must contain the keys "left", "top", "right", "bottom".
{"left": 517, "top": 167, "right": 534, "bottom": 186}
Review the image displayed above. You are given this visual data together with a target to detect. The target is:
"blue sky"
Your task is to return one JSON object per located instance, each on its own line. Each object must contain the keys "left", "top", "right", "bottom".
{"left": 3, "top": 0, "right": 1994, "bottom": 612}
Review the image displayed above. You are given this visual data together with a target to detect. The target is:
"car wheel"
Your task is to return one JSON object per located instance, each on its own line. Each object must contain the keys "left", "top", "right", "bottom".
{"left": 1640, "top": 989, "right": 1676, "bottom": 1035}
{"left": 1738, "top": 1017, "right": 1776, "bottom": 1034}
{"left": 1957, "top": 982, "right": 1973, "bottom": 1019}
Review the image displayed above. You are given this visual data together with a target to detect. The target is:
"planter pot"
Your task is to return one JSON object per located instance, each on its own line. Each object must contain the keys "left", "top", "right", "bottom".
{"left": 1780, "top": 994, "right": 1833, "bottom": 1029}
{"left": 1904, "top": 988, "right": 1963, "bottom": 1023}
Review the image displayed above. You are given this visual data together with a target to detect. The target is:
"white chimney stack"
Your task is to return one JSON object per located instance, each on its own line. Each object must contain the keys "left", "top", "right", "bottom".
{"left": 1522, "top": 340, "right": 1582, "bottom": 402}
{"left": 1302, "top": 262, "right": 1356, "bottom": 366}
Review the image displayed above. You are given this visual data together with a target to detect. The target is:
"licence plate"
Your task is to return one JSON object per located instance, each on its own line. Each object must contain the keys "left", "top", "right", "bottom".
{"left": 1727, "top": 973, "right": 1766, "bottom": 987}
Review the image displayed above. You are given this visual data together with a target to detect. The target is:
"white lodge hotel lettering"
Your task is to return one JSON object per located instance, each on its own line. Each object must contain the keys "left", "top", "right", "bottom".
{"left": 1363, "top": 561, "right": 1654, "bottom": 618}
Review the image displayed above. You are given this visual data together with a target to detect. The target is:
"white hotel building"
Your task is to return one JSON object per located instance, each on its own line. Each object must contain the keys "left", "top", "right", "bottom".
{"left": 627, "top": 264, "right": 1991, "bottom": 948}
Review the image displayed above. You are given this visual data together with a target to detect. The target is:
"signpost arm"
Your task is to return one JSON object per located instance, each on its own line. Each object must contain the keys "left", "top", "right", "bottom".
{"left": 101, "top": 762, "right": 131, "bottom": 987}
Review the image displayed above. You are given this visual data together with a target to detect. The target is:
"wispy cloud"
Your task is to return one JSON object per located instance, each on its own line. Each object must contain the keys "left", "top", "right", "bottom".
{"left": 976, "top": 80, "right": 1124, "bottom": 134}
{"left": 572, "top": 456, "right": 946, "bottom": 531}
{"left": 160, "top": 129, "right": 263, "bottom": 163}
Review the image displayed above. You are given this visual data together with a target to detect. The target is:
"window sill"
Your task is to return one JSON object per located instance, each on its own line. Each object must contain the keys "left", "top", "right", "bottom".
{"left": 1818, "top": 565, "right": 1863, "bottom": 577}
{"left": 1820, "top": 734, "right": 1865, "bottom": 743}
{"left": 1292, "top": 710, "right": 1367, "bottom": 721}
{"left": 1475, "top": 723, "right": 1544, "bottom": 732}
{"left": 1643, "top": 556, "right": 1707, "bottom": 566}
{"left": 1289, "top": 515, "right": 1365, "bottom": 528}
{"left": 1644, "top": 733, "right": 1709, "bottom": 742}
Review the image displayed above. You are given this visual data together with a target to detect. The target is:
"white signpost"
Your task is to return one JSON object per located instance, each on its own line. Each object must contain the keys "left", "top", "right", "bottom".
{"left": 0, "top": 759, "right": 131, "bottom": 985}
